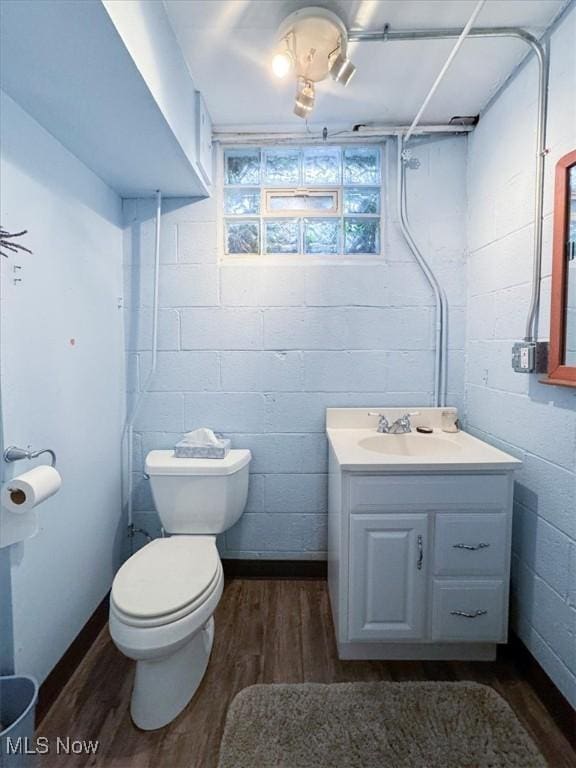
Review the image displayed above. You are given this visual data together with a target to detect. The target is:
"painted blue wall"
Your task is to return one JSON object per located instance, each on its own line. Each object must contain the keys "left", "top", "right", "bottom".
{"left": 465, "top": 6, "right": 576, "bottom": 706}
{"left": 0, "top": 377, "right": 15, "bottom": 675}
{"left": 124, "top": 136, "right": 468, "bottom": 558}
{"left": 0, "top": 91, "right": 125, "bottom": 683}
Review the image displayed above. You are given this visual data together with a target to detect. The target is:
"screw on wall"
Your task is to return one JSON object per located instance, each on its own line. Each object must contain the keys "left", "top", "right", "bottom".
{"left": 13, "top": 264, "right": 22, "bottom": 285}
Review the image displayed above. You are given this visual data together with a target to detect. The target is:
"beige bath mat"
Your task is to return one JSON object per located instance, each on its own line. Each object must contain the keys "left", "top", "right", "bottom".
{"left": 218, "top": 681, "right": 546, "bottom": 768}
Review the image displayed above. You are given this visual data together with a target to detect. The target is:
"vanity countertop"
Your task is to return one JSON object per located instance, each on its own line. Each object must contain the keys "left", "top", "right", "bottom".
{"left": 326, "top": 408, "right": 522, "bottom": 473}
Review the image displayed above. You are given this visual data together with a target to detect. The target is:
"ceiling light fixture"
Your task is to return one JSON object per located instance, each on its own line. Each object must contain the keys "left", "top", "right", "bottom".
{"left": 270, "top": 7, "right": 357, "bottom": 119}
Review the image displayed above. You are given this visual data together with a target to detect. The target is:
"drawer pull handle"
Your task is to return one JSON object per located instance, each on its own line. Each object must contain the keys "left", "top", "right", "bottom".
{"left": 453, "top": 542, "right": 490, "bottom": 551}
{"left": 417, "top": 535, "right": 423, "bottom": 570}
{"left": 450, "top": 610, "right": 488, "bottom": 619}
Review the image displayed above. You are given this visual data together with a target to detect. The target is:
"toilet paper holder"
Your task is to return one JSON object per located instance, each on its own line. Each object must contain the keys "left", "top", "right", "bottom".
{"left": 4, "top": 445, "right": 57, "bottom": 468}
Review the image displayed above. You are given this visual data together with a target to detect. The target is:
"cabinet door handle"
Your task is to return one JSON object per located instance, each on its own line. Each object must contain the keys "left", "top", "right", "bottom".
{"left": 417, "top": 535, "right": 423, "bottom": 570}
{"left": 450, "top": 610, "right": 487, "bottom": 618}
{"left": 452, "top": 542, "right": 490, "bottom": 551}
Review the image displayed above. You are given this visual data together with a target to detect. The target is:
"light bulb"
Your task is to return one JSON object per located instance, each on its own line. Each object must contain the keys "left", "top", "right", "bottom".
{"left": 272, "top": 52, "right": 292, "bottom": 78}
{"left": 294, "top": 81, "right": 315, "bottom": 118}
{"left": 329, "top": 51, "right": 356, "bottom": 86}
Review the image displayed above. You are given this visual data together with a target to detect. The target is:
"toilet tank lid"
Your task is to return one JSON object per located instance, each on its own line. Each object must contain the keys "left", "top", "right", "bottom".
{"left": 145, "top": 449, "right": 251, "bottom": 476}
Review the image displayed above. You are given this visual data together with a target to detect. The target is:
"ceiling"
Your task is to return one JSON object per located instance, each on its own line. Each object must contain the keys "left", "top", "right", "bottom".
{"left": 164, "top": 0, "right": 567, "bottom": 131}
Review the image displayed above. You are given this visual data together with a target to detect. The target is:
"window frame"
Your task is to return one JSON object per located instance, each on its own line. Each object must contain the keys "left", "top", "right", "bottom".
{"left": 218, "top": 142, "right": 386, "bottom": 262}
{"left": 264, "top": 188, "right": 341, "bottom": 216}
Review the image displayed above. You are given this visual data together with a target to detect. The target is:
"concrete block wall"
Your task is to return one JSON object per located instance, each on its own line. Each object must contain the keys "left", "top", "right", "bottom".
{"left": 123, "top": 136, "right": 467, "bottom": 559}
{"left": 465, "top": 6, "right": 576, "bottom": 706}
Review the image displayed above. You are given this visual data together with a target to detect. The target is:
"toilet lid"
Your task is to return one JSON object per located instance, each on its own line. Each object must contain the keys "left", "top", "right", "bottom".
{"left": 111, "top": 537, "right": 219, "bottom": 620}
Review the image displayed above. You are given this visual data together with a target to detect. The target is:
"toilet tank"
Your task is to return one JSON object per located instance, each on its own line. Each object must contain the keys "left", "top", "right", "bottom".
{"left": 145, "top": 449, "right": 251, "bottom": 534}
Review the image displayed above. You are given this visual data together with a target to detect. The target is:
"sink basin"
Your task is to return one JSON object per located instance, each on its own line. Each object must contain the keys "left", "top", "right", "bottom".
{"left": 359, "top": 434, "right": 463, "bottom": 458}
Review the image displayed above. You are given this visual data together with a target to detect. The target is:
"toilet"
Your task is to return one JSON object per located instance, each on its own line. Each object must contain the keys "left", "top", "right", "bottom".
{"left": 109, "top": 448, "right": 251, "bottom": 730}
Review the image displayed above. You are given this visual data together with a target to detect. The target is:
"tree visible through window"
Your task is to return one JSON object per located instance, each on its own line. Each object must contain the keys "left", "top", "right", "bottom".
{"left": 223, "top": 146, "right": 382, "bottom": 256}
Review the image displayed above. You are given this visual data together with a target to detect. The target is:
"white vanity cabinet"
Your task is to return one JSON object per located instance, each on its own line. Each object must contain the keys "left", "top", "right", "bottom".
{"left": 326, "top": 408, "right": 521, "bottom": 662}
{"left": 330, "top": 464, "right": 513, "bottom": 660}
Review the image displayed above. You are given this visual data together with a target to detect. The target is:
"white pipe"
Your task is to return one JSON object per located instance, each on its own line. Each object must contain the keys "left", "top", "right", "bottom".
{"left": 397, "top": 137, "right": 448, "bottom": 406}
{"left": 404, "top": 0, "right": 486, "bottom": 142}
{"left": 150, "top": 192, "right": 162, "bottom": 372}
{"left": 123, "top": 190, "right": 162, "bottom": 549}
{"left": 398, "top": 2, "right": 484, "bottom": 404}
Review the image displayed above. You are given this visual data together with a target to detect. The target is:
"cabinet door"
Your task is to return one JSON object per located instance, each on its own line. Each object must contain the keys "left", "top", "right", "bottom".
{"left": 349, "top": 514, "right": 428, "bottom": 641}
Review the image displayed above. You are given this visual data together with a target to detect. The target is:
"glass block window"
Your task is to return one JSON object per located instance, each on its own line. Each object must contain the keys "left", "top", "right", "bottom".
{"left": 225, "top": 220, "right": 260, "bottom": 254}
{"left": 344, "top": 218, "right": 380, "bottom": 254}
{"left": 343, "top": 148, "right": 380, "bottom": 185}
{"left": 264, "top": 149, "right": 300, "bottom": 185}
{"left": 303, "top": 147, "right": 341, "bottom": 185}
{"left": 265, "top": 219, "right": 300, "bottom": 254}
{"left": 223, "top": 145, "right": 382, "bottom": 256}
{"left": 304, "top": 218, "right": 340, "bottom": 254}
{"left": 225, "top": 149, "right": 260, "bottom": 185}
{"left": 344, "top": 188, "right": 380, "bottom": 215}
{"left": 224, "top": 189, "right": 260, "bottom": 215}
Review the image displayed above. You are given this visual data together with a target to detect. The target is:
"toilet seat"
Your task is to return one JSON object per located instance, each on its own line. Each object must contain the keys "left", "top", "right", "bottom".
{"left": 111, "top": 536, "right": 220, "bottom": 628}
{"left": 111, "top": 564, "right": 222, "bottom": 628}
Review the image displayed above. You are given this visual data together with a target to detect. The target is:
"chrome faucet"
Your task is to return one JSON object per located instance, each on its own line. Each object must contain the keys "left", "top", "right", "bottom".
{"left": 369, "top": 412, "right": 419, "bottom": 434}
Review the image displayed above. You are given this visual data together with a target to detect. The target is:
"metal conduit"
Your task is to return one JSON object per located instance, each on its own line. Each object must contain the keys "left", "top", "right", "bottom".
{"left": 397, "top": 136, "right": 448, "bottom": 405}
{"left": 394, "top": 1, "right": 485, "bottom": 406}
{"left": 349, "top": 26, "right": 549, "bottom": 343}
{"left": 213, "top": 125, "right": 473, "bottom": 144}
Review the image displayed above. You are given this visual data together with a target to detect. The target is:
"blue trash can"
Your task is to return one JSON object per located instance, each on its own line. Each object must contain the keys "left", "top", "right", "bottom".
{"left": 0, "top": 676, "right": 39, "bottom": 768}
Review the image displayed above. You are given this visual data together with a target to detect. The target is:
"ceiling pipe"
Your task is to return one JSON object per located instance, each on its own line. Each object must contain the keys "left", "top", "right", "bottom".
{"left": 349, "top": 24, "right": 549, "bottom": 342}
{"left": 348, "top": 26, "right": 543, "bottom": 47}
{"left": 213, "top": 125, "right": 473, "bottom": 145}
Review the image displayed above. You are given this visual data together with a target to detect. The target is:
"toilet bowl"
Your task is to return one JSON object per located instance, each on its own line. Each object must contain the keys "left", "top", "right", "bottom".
{"left": 109, "top": 449, "right": 251, "bottom": 730}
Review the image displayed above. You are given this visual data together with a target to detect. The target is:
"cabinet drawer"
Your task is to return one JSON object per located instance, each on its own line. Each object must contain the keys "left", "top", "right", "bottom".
{"left": 349, "top": 474, "right": 508, "bottom": 513}
{"left": 432, "top": 580, "right": 506, "bottom": 642}
{"left": 434, "top": 513, "right": 508, "bottom": 576}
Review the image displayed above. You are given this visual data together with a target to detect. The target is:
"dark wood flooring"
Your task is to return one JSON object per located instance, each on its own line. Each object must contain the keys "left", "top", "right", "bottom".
{"left": 38, "top": 579, "right": 576, "bottom": 767}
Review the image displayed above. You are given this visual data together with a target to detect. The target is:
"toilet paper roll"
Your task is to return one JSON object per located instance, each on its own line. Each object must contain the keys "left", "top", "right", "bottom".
{"left": 1, "top": 465, "right": 62, "bottom": 514}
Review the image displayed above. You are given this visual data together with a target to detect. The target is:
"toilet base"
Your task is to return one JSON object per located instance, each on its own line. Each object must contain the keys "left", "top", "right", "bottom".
{"left": 131, "top": 617, "right": 215, "bottom": 730}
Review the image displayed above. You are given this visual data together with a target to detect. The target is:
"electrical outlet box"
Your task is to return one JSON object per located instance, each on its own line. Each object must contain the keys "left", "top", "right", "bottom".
{"left": 511, "top": 341, "right": 548, "bottom": 373}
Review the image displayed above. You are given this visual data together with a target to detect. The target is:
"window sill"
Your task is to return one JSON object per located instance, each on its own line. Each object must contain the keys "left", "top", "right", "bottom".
{"left": 219, "top": 254, "right": 387, "bottom": 266}
{"left": 539, "top": 376, "right": 576, "bottom": 388}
